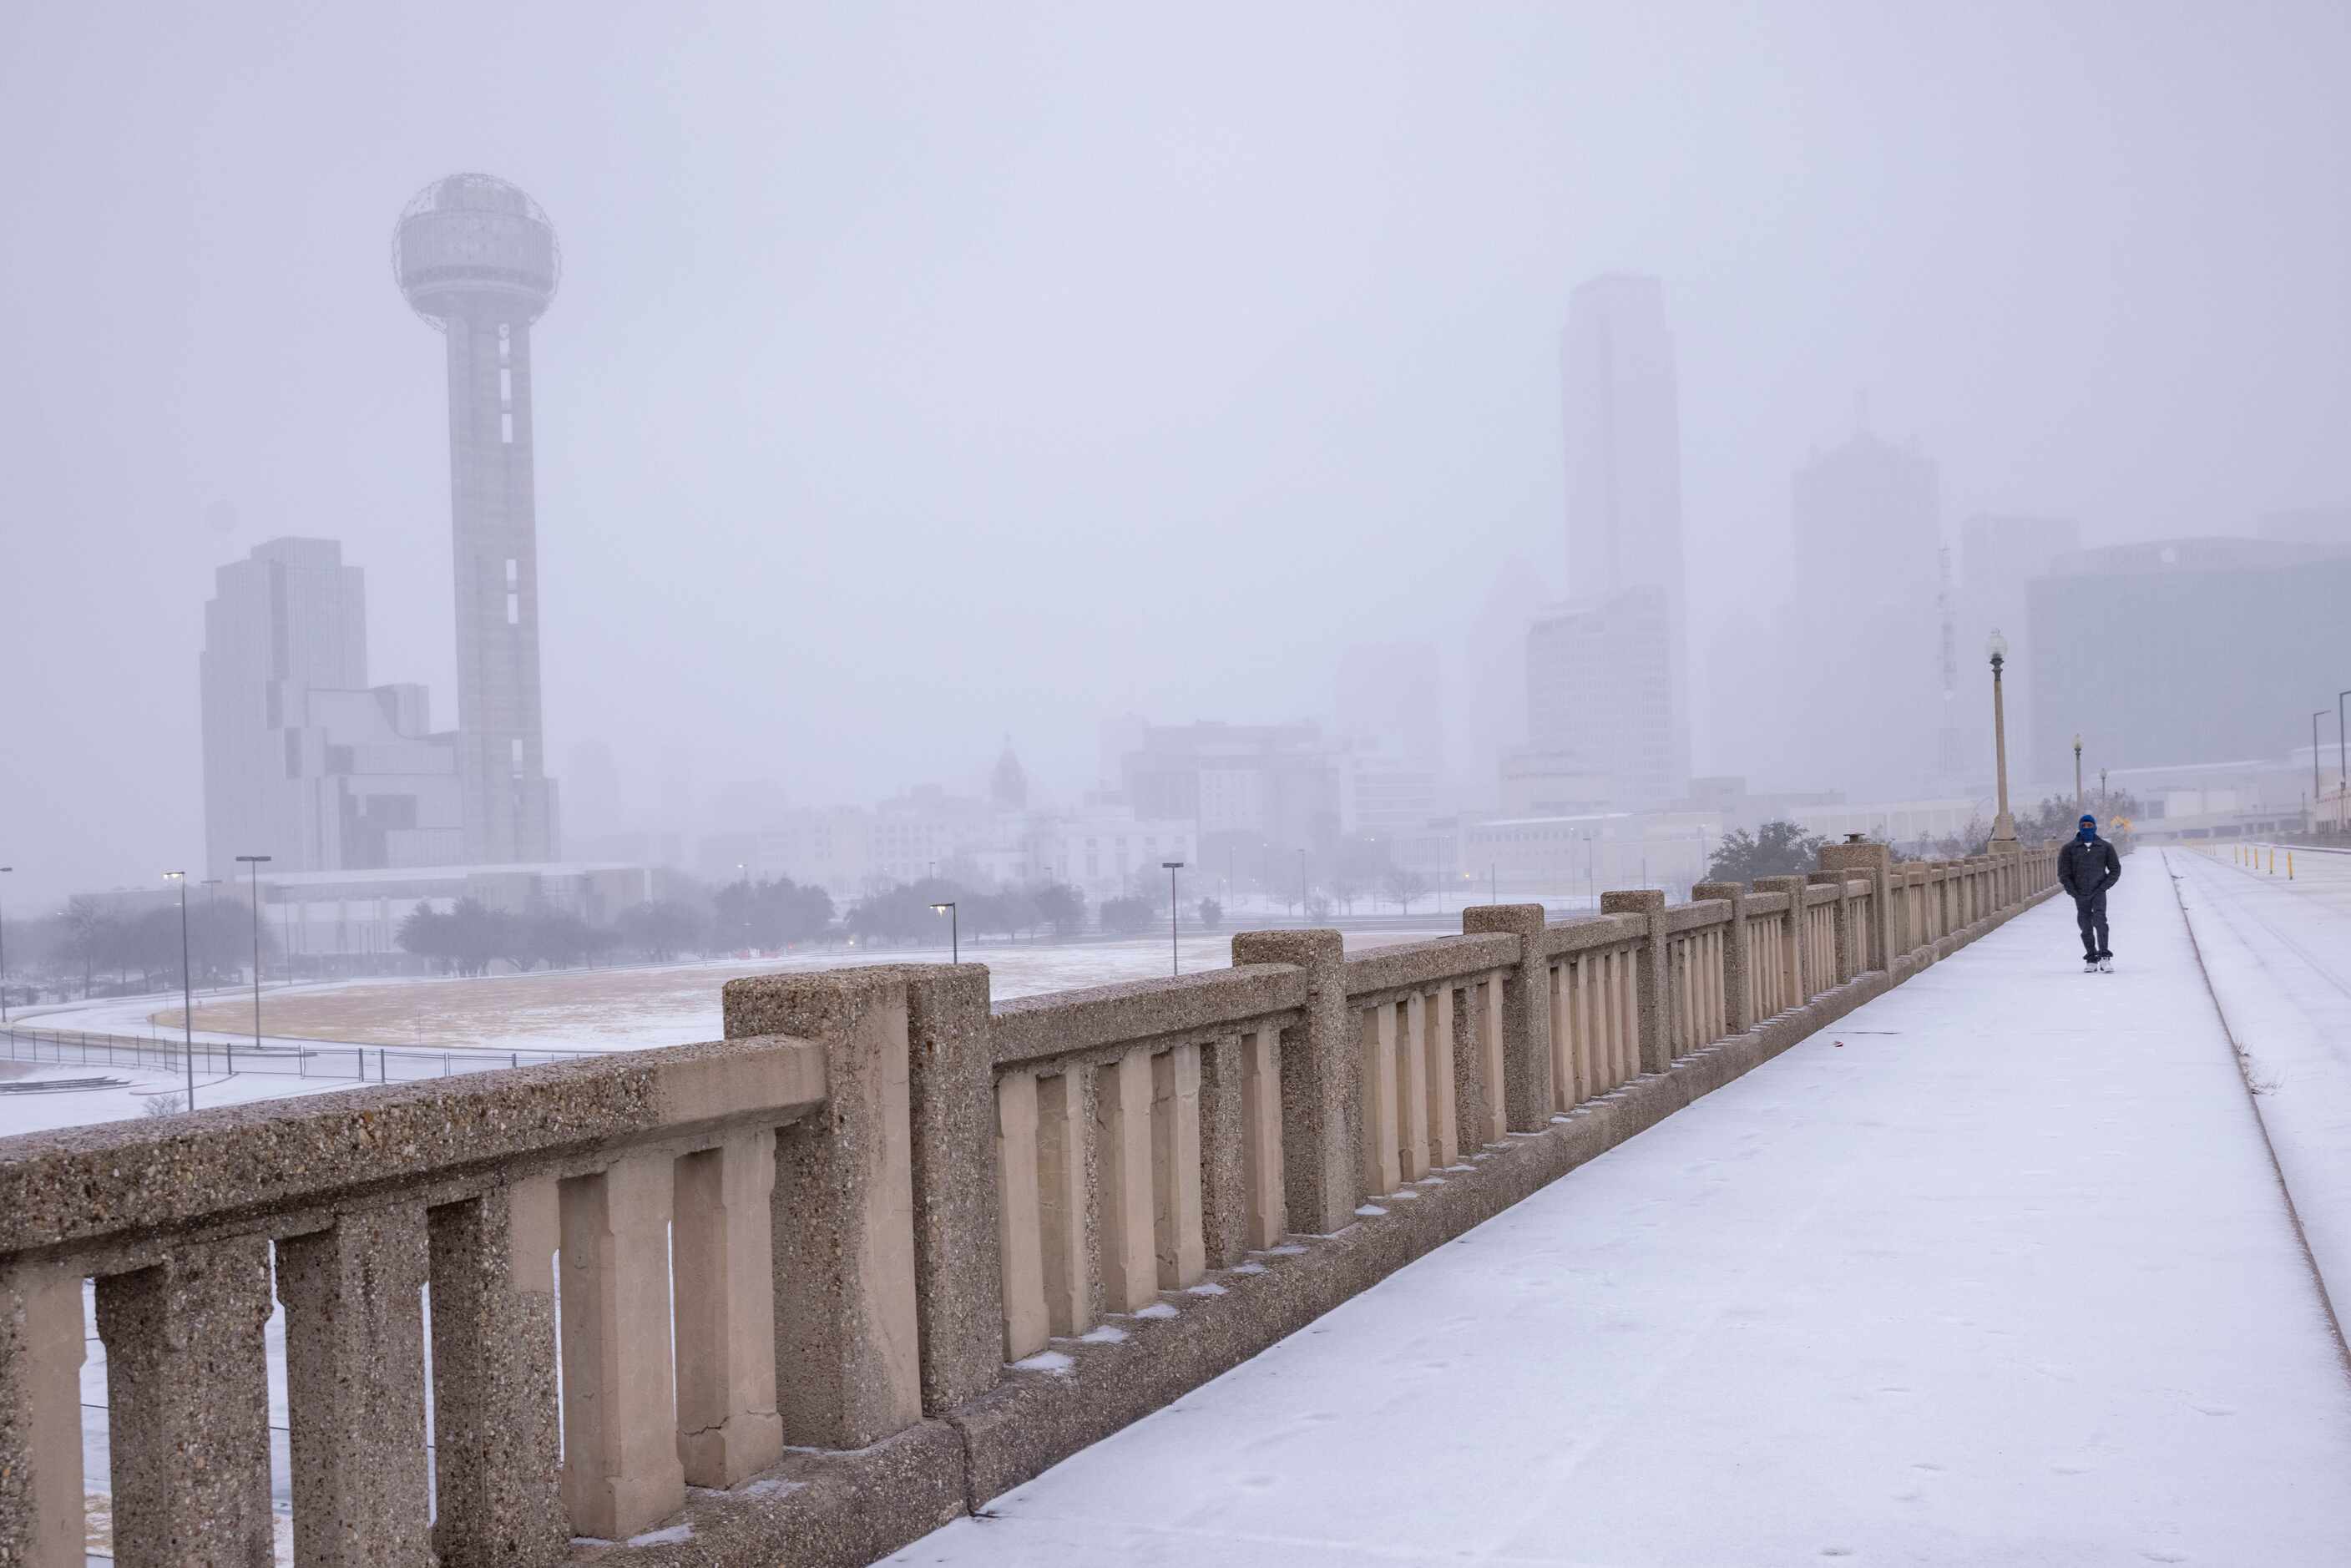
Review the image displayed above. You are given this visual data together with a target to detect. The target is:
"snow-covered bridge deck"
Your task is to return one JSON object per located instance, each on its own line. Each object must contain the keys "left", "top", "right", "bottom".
{"left": 896, "top": 857, "right": 2351, "bottom": 1565}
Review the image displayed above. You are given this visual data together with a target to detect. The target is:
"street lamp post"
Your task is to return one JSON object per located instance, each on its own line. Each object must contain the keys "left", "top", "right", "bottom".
{"left": 1162, "top": 861, "right": 1184, "bottom": 976}
{"left": 930, "top": 902, "right": 958, "bottom": 964}
{"left": 199, "top": 879, "right": 222, "bottom": 992}
{"left": 236, "top": 855, "right": 270, "bottom": 1073}
{"left": 2314, "top": 711, "right": 2329, "bottom": 826}
{"left": 2338, "top": 689, "right": 2351, "bottom": 832}
{"left": 1987, "top": 630, "right": 2019, "bottom": 852}
{"left": 165, "top": 872, "right": 194, "bottom": 1111}
{"left": 1297, "top": 848, "right": 1307, "bottom": 923}
{"left": 0, "top": 865, "right": 12, "bottom": 1024}
{"left": 2073, "top": 734, "right": 2084, "bottom": 812}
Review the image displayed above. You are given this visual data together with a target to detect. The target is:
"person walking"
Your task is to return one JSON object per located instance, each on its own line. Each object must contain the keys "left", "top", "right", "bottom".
{"left": 2057, "top": 812, "right": 2122, "bottom": 971}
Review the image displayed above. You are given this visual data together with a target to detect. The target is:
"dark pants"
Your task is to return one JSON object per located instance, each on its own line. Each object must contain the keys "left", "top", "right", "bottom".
{"left": 2074, "top": 891, "right": 2110, "bottom": 959}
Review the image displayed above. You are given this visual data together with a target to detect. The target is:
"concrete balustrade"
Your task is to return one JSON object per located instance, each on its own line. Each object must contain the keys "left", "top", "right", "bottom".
{"left": 0, "top": 842, "right": 2067, "bottom": 1568}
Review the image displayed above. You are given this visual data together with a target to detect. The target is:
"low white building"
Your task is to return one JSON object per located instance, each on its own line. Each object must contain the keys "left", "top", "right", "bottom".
{"left": 259, "top": 862, "right": 650, "bottom": 970}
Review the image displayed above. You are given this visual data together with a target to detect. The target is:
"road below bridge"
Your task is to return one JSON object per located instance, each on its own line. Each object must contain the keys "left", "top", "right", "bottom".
{"left": 896, "top": 856, "right": 2351, "bottom": 1565}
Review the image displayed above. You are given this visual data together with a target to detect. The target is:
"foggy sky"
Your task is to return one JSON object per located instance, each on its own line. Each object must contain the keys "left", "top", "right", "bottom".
{"left": 4, "top": 3, "right": 2348, "bottom": 906}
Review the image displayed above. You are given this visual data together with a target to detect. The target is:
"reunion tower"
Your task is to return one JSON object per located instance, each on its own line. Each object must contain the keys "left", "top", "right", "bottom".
{"left": 394, "top": 173, "right": 560, "bottom": 865}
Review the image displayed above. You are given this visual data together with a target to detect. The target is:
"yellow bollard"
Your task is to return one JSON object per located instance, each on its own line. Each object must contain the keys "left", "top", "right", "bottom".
{"left": 2289, "top": 852, "right": 2295, "bottom": 879}
{"left": 2268, "top": 847, "right": 2276, "bottom": 875}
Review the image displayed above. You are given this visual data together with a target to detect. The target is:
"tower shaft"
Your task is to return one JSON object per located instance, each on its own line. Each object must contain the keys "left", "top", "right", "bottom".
{"left": 442, "top": 311, "right": 554, "bottom": 863}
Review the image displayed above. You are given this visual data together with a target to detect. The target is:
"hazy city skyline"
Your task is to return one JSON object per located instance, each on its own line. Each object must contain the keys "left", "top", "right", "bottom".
{"left": 5, "top": 3, "right": 2349, "bottom": 905}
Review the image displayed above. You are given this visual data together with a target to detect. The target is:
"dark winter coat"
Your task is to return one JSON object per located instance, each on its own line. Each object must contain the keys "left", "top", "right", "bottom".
{"left": 2057, "top": 835, "right": 2121, "bottom": 900}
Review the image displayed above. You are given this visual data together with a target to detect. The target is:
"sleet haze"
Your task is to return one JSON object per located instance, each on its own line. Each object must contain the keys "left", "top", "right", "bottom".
{"left": 3, "top": 3, "right": 2348, "bottom": 905}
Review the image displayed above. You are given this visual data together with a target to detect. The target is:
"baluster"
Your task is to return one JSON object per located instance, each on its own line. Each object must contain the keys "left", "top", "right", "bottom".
{"left": 1424, "top": 986, "right": 1459, "bottom": 1167}
{"left": 996, "top": 1072, "right": 1049, "bottom": 1359}
{"left": 1150, "top": 1043, "right": 1206, "bottom": 1288}
{"left": 1240, "top": 1025, "right": 1288, "bottom": 1247}
{"left": 0, "top": 1261, "right": 86, "bottom": 1565}
{"left": 1036, "top": 1070, "right": 1095, "bottom": 1336}
{"left": 674, "top": 1132, "right": 784, "bottom": 1487}
{"left": 558, "top": 1154, "right": 685, "bottom": 1540}
{"left": 277, "top": 1206, "right": 433, "bottom": 1565}
{"left": 1482, "top": 971, "right": 1508, "bottom": 1138}
{"left": 1359, "top": 1003, "right": 1401, "bottom": 1196}
{"left": 1398, "top": 994, "right": 1431, "bottom": 1181}
{"left": 426, "top": 1181, "right": 565, "bottom": 1567}
{"left": 97, "top": 1238, "right": 276, "bottom": 1564}
{"left": 1097, "top": 1052, "right": 1158, "bottom": 1312}
{"left": 1198, "top": 1032, "right": 1251, "bottom": 1270}
{"left": 1547, "top": 960, "right": 1574, "bottom": 1110}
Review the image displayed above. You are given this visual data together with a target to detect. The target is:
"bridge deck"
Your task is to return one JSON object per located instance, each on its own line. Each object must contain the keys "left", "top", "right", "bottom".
{"left": 897, "top": 862, "right": 2351, "bottom": 1565}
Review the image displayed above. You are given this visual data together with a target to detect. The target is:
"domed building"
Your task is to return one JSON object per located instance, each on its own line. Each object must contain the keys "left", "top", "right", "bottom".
{"left": 990, "top": 736, "right": 1029, "bottom": 813}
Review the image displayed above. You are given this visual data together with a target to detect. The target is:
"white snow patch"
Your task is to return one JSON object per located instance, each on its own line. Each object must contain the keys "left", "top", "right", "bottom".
{"left": 1354, "top": 1204, "right": 1387, "bottom": 1216}
{"left": 1228, "top": 1262, "right": 1267, "bottom": 1275}
{"left": 741, "top": 1477, "right": 806, "bottom": 1499}
{"left": 1014, "top": 1350, "right": 1075, "bottom": 1375}
{"left": 1130, "top": 1302, "right": 1179, "bottom": 1319}
{"left": 1186, "top": 1282, "right": 1227, "bottom": 1296}
{"left": 629, "top": 1524, "right": 693, "bottom": 1546}
{"left": 1077, "top": 1324, "right": 1128, "bottom": 1344}
{"left": 1260, "top": 1244, "right": 1307, "bottom": 1256}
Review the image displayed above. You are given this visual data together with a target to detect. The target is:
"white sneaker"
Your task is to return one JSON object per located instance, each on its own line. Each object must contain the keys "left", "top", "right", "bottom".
{"left": 2097, "top": 956, "right": 2114, "bottom": 973}
{"left": 2083, "top": 957, "right": 2101, "bottom": 974}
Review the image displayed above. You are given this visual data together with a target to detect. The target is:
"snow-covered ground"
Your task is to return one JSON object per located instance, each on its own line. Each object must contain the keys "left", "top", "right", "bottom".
{"left": 895, "top": 862, "right": 2351, "bottom": 1565}
{"left": 2166, "top": 843, "right": 2351, "bottom": 1326}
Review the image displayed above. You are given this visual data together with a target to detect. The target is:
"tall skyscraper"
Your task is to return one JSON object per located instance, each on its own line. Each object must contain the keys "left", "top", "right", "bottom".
{"left": 200, "top": 539, "right": 464, "bottom": 877}
{"left": 1532, "top": 274, "right": 1690, "bottom": 807}
{"left": 1789, "top": 432, "right": 1944, "bottom": 797}
{"left": 393, "top": 173, "right": 561, "bottom": 864}
{"left": 1562, "top": 275, "right": 1686, "bottom": 608}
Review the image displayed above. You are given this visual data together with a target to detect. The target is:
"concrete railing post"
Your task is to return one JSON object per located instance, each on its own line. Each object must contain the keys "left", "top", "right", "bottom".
{"left": 277, "top": 1205, "right": 435, "bottom": 1565}
{"left": 1597, "top": 891, "right": 1670, "bottom": 1074}
{"left": 722, "top": 969, "right": 923, "bottom": 1450}
{"left": 1691, "top": 883, "right": 1751, "bottom": 1033}
{"left": 1461, "top": 903, "right": 1556, "bottom": 1129}
{"left": 95, "top": 1237, "right": 277, "bottom": 1565}
{"left": 427, "top": 1178, "right": 568, "bottom": 1568}
{"left": 893, "top": 965, "right": 1001, "bottom": 1415}
{"left": 1231, "top": 928, "right": 1359, "bottom": 1234}
{"left": 0, "top": 1261, "right": 86, "bottom": 1565}
{"left": 1820, "top": 841, "right": 1893, "bottom": 973}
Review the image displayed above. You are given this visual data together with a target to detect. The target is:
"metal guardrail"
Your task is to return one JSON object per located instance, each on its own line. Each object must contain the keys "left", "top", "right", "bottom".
{"left": 1, "top": 1024, "right": 591, "bottom": 1086}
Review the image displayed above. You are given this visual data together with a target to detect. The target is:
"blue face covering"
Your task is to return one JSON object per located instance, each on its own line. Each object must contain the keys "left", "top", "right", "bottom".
{"left": 2077, "top": 822, "right": 2096, "bottom": 842}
